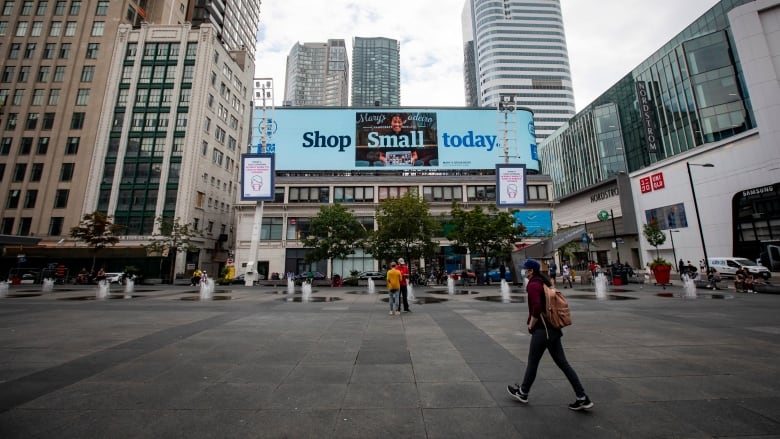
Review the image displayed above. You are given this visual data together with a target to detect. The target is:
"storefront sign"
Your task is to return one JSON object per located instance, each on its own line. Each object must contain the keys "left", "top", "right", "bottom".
{"left": 635, "top": 81, "right": 659, "bottom": 153}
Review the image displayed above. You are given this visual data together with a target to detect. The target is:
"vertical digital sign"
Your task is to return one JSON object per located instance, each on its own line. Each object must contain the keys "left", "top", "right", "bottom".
{"left": 496, "top": 164, "right": 527, "bottom": 207}
{"left": 241, "top": 154, "right": 275, "bottom": 201}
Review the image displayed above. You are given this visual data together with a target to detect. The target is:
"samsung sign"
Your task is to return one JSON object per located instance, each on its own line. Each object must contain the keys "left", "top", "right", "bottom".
{"left": 251, "top": 108, "right": 539, "bottom": 172}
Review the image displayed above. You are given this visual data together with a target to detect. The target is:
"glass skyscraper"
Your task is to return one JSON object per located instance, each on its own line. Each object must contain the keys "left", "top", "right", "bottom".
{"left": 351, "top": 37, "right": 400, "bottom": 107}
{"left": 539, "top": 0, "right": 755, "bottom": 200}
{"left": 462, "top": 0, "right": 576, "bottom": 142}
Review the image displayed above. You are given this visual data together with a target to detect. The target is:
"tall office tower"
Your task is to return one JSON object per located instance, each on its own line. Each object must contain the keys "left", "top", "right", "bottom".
{"left": 462, "top": 0, "right": 576, "bottom": 142}
{"left": 283, "top": 39, "right": 349, "bottom": 107}
{"left": 351, "top": 37, "right": 400, "bottom": 107}
{"left": 0, "top": 1, "right": 255, "bottom": 278}
{"left": 187, "top": 0, "right": 262, "bottom": 57}
{"left": 0, "top": 1, "right": 181, "bottom": 243}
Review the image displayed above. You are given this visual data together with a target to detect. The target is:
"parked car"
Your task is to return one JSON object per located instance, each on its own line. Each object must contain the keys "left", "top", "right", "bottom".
{"left": 356, "top": 271, "right": 385, "bottom": 280}
{"left": 232, "top": 274, "right": 246, "bottom": 284}
{"left": 484, "top": 268, "right": 512, "bottom": 282}
{"left": 708, "top": 257, "right": 771, "bottom": 279}
{"left": 105, "top": 272, "right": 123, "bottom": 284}
{"left": 295, "top": 271, "right": 326, "bottom": 280}
{"left": 450, "top": 269, "right": 477, "bottom": 285}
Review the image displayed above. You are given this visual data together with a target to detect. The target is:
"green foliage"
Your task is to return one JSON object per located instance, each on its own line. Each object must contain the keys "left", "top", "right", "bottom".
{"left": 556, "top": 240, "right": 580, "bottom": 264}
{"left": 144, "top": 216, "right": 201, "bottom": 255}
{"left": 143, "top": 216, "right": 201, "bottom": 283}
{"left": 446, "top": 204, "right": 525, "bottom": 267}
{"left": 364, "top": 192, "right": 440, "bottom": 263}
{"left": 69, "top": 211, "right": 125, "bottom": 270}
{"left": 650, "top": 258, "right": 672, "bottom": 269}
{"left": 643, "top": 219, "right": 667, "bottom": 260}
{"left": 301, "top": 204, "right": 368, "bottom": 271}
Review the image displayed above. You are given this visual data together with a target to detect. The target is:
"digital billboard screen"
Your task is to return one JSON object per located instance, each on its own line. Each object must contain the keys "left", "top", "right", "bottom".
{"left": 252, "top": 108, "right": 538, "bottom": 172}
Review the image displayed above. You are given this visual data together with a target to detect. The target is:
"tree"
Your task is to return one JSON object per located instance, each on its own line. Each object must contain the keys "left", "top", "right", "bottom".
{"left": 143, "top": 217, "right": 201, "bottom": 283}
{"left": 643, "top": 218, "right": 667, "bottom": 261}
{"left": 446, "top": 204, "right": 525, "bottom": 269}
{"left": 364, "top": 192, "right": 440, "bottom": 265}
{"left": 300, "top": 204, "right": 368, "bottom": 277}
{"left": 70, "top": 211, "right": 125, "bottom": 271}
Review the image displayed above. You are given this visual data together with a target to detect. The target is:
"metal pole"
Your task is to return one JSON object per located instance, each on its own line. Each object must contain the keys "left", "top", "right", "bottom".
{"left": 610, "top": 209, "right": 620, "bottom": 264}
{"left": 669, "top": 230, "right": 678, "bottom": 272}
{"left": 687, "top": 162, "right": 710, "bottom": 274}
{"left": 584, "top": 220, "right": 590, "bottom": 262}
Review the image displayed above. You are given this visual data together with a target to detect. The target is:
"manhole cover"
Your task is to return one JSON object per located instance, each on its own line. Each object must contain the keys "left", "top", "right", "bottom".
{"left": 180, "top": 295, "right": 233, "bottom": 301}
{"left": 567, "top": 294, "right": 637, "bottom": 300}
{"left": 474, "top": 295, "right": 526, "bottom": 303}
{"left": 279, "top": 296, "right": 342, "bottom": 302}
{"left": 656, "top": 293, "right": 733, "bottom": 299}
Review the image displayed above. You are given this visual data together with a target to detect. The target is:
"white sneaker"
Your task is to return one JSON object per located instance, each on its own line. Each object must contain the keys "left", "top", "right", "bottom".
{"left": 389, "top": 310, "right": 394, "bottom": 315}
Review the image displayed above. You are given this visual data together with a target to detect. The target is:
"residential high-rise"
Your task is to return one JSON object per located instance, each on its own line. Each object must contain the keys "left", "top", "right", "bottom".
{"left": 283, "top": 39, "right": 349, "bottom": 107}
{"left": 462, "top": 0, "right": 576, "bottom": 142}
{"left": 351, "top": 37, "right": 400, "bottom": 107}
{"left": 187, "top": 0, "right": 263, "bottom": 58}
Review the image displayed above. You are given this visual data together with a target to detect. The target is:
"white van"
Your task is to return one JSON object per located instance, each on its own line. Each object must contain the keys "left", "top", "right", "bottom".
{"left": 708, "top": 257, "right": 771, "bottom": 279}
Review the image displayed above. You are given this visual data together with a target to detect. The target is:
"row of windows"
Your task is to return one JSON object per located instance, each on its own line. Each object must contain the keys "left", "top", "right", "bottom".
{"left": 0, "top": 215, "right": 65, "bottom": 236}
{"left": 275, "top": 185, "right": 549, "bottom": 203}
{"left": 0, "top": 161, "right": 73, "bottom": 182}
{"left": 5, "top": 42, "right": 97, "bottom": 60}
{"left": 3, "top": 19, "right": 104, "bottom": 37}
{"left": 6, "top": 188, "right": 69, "bottom": 209}
{"left": 3, "top": 111, "right": 85, "bottom": 130}
{"left": 0, "top": 135, "right": 77, "bottom": 155}
{"left": 2, "top": 1, "right": 109, "bottom": 17}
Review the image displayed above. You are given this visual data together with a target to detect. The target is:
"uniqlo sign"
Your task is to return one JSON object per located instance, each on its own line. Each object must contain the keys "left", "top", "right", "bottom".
{"left": 651, "top": 172, "right": 665, "bottom": 190}
{"left": 640, "top": 172, "right": 665, "bottom": 194}
{"left": 640, "top": 177, "right": 652, "bottom": 193}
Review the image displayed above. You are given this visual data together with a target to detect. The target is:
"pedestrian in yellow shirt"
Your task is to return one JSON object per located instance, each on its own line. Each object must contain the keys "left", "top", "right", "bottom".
{"left": 386, "top": 262, "right": 402, "bottom": 315}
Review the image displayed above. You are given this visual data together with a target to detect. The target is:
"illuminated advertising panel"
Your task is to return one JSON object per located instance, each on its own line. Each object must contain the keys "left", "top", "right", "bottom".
{"left": 241, "top": 154, "right": 275, "bottom": 201}
{"left": 496, "top": 164, "right": 527, "bottom": 207}
{"left": 513, "top": 211, "right": 553, "bottom": 237}
{"left": 251, "top": 108, "right": 538, "bottom": 172}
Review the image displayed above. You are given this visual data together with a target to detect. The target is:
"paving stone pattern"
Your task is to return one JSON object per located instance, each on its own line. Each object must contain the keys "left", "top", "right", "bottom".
{"left": 0, "top": 283, "right": 779, "bottom": 438}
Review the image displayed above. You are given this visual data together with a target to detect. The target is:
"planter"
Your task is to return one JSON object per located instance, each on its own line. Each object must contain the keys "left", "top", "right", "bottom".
{"left": 652, "top": 265, "right": 672, "bottom": 285}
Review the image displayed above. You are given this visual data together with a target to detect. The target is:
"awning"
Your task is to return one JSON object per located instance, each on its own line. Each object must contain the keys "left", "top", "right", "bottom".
{"left": 0, "top": 235, "right": 42, "bottom": 246}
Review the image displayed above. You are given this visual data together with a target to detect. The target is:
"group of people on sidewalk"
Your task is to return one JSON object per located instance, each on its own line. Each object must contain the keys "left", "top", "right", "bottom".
{"left": 386, "top": 258, "right": 412, "bottom": 315}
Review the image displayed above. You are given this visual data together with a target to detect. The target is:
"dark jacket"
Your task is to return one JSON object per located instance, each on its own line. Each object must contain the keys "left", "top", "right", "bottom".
{"left": 526, "top": 274, "right": 562, "bottom": 336}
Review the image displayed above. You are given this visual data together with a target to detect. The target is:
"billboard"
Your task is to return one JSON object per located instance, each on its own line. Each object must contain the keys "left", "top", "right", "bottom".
{"left": 251, "top": 108, "right": 538, "bottom": 172}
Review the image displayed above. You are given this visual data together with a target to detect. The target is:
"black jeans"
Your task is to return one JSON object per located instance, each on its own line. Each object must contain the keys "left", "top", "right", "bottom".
{"left": 400, "top": 285, "right": 410, "bottom": 311}
{"left": 520, "top": 325, "right": 585, "bottom": 398}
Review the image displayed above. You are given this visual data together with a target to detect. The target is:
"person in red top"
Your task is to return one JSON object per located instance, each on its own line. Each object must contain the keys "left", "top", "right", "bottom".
{"left": 397, "top": 258, "right": 411, "bottom": 312}
{"left": 507, "top": 259, "right": 594, "bottom": 411}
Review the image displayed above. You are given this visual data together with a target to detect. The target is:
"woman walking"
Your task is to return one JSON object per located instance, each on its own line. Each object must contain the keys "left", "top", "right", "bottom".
{"left": 507, "top": 259, "right": 594, "bottom": 410}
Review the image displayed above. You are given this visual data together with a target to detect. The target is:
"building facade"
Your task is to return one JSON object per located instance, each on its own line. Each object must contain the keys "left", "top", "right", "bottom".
{"left": 234, "top": 107, "right": 550, "bottom": 280}
{"left": 0, "top": 1, "right": 180, "bottom": 270}
{"left": 351, "top": 37, "right": 400, "bottom": 107}
{"left": 0, "top": 1, "right": 261, "bottom": 280}
{"left": 462, "top": 0, "right": 576, "bottom": 142}
{"left": 283, "top": 39, "right": 349, "bottom": 107}
{"left": 541, "top": 0, "right": 780, "bottom": 272}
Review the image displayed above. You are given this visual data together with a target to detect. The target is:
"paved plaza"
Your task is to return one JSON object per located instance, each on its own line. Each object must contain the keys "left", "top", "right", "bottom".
{"left": 1, "top": 280, "right": 779, "bottom": 438}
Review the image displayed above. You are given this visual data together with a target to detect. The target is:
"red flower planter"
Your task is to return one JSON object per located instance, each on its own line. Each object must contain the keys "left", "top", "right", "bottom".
{"left": 652, "top": 265, "right": 672, "bottom": 285}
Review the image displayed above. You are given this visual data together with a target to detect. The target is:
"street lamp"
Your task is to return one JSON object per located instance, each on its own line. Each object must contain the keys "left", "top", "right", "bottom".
{"left": 669, "top": 229, "right": 680, "bottom": 272}
{"left": 686, "top": 162, "right": 715, "bottom": 275}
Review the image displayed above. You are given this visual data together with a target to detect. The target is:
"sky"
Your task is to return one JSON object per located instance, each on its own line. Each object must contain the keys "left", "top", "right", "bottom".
{"left": 255, "top": 0, "right": 720, "bottom": 112}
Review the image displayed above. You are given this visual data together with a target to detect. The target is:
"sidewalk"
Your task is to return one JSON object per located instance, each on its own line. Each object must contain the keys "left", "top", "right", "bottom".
{"left": 0, "top": 281, "right": 779, "bottom": 438}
